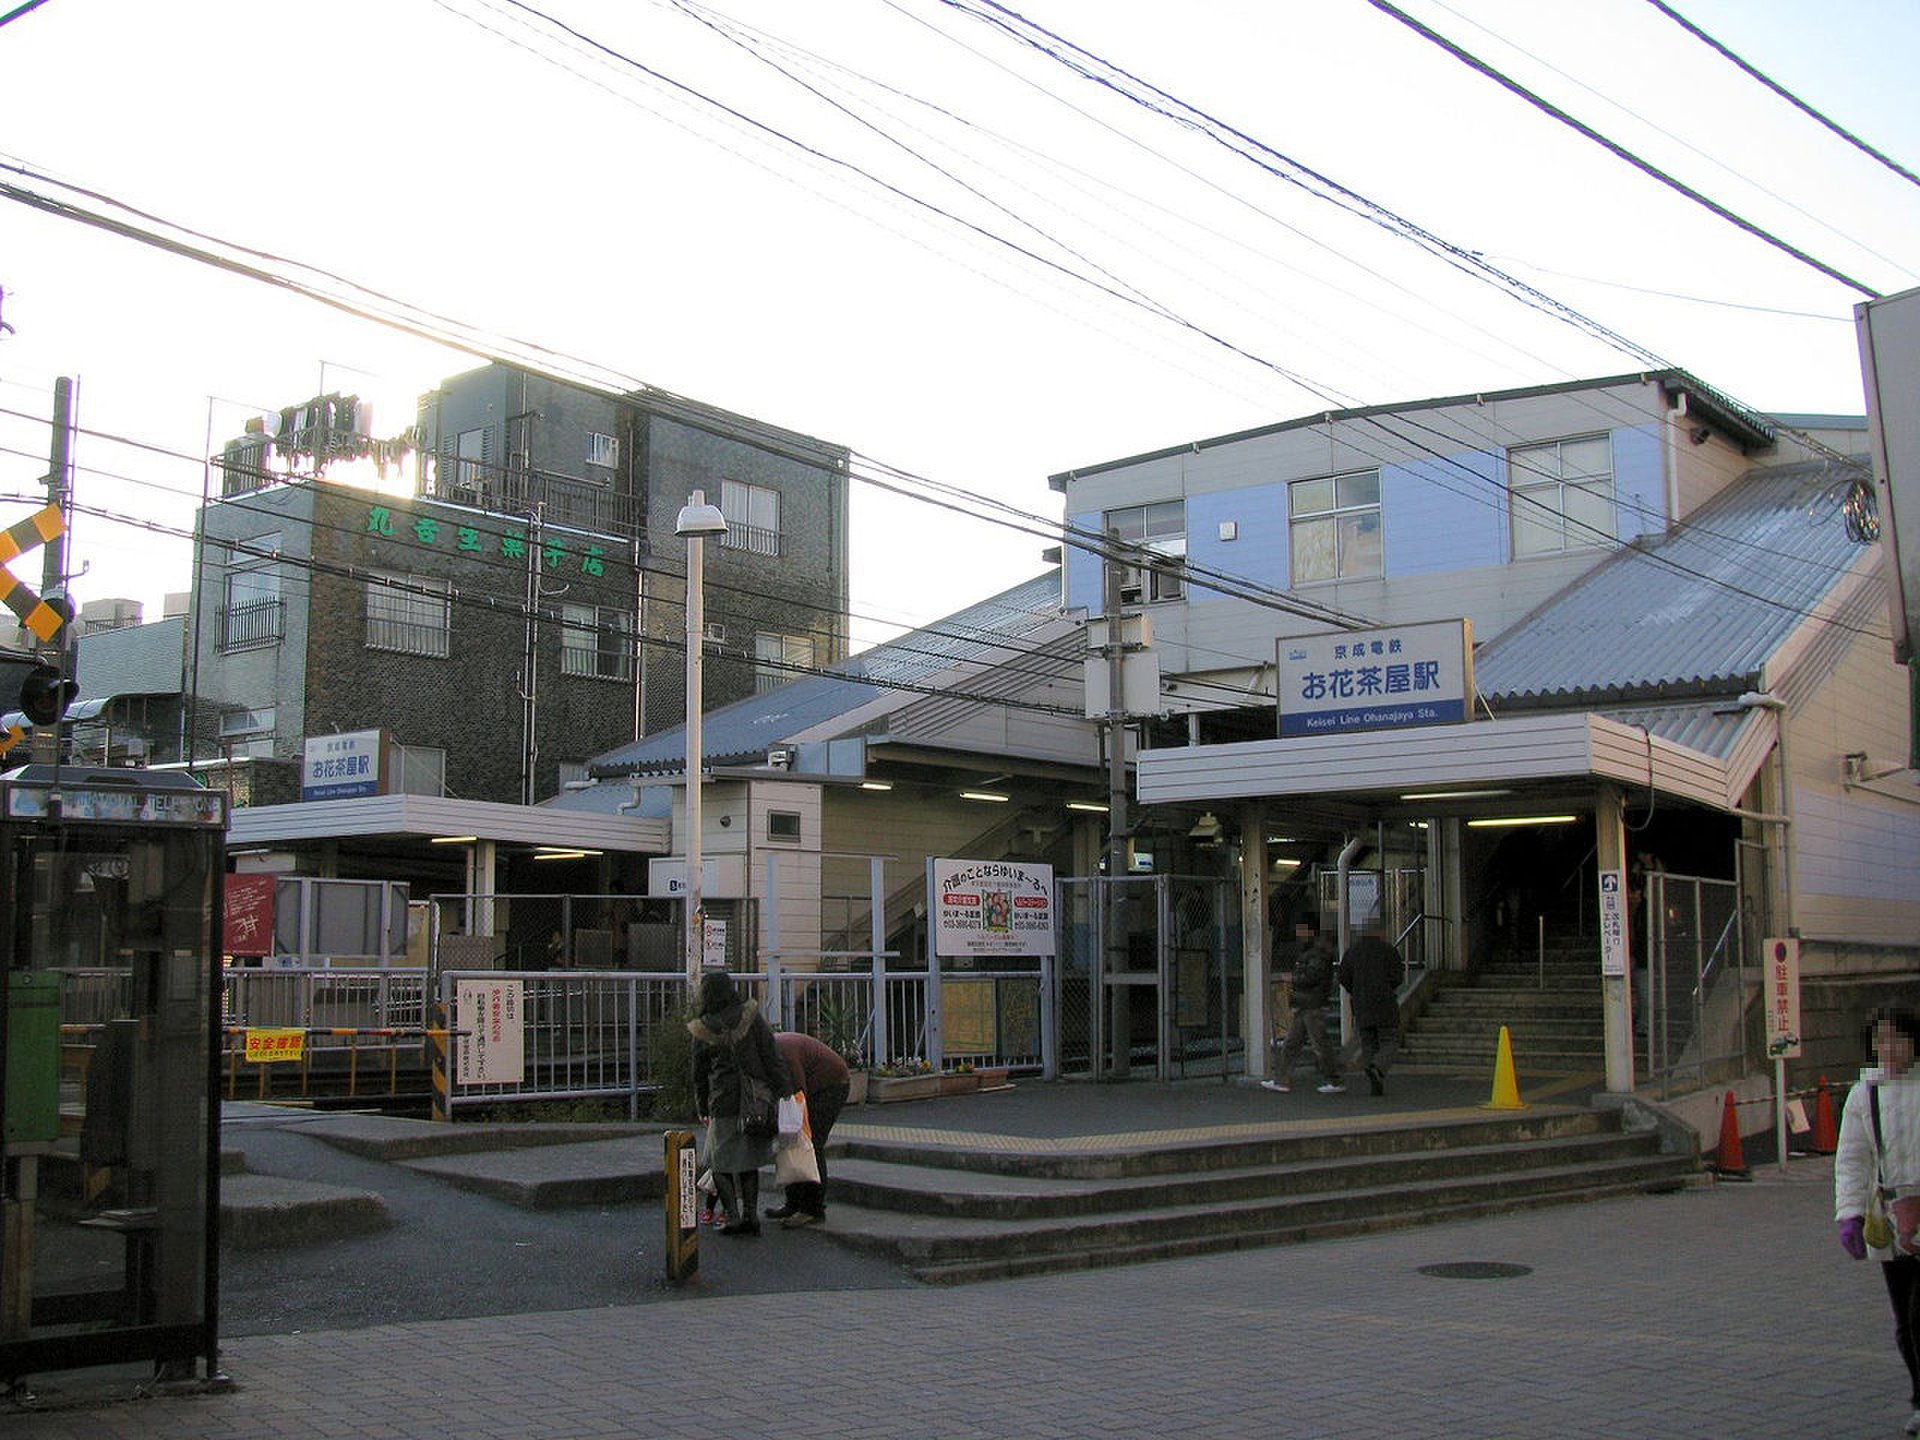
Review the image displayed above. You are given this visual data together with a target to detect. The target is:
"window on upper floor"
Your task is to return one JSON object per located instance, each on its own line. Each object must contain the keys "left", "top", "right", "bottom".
{"left": 1509, "top": 435, "right": 1615, "bottom": 557}
{"left": 1106, "top": 501, "right": 1185, "bottom": 603}
{"left": 222, "top": 533, "right": 283, "bottom": 651}
{"left": 389, "top": 741, "right": 447, "bottom": 797}
{"left": 720, "top": 478, "right": 781, "bottom": 555}
{"left": 218, "top": 705, "right": 276, "bottom": 758}
{"left": 451, "top": 427, "right": 487, "bottom": 500}
{"left": 365, "top": 572, "right": 451, "bottom": 658}
{"left": 561, "top": 603, "right": 634, "bottom": 681}
{"left": 587, "top": 432, "right": 619, "bottom": 470}
{"left": 1289, "top": 470, "right": 1381, "bottom": 583}
{"left": 754, "top": 630, "right": 815, "bottom": 694}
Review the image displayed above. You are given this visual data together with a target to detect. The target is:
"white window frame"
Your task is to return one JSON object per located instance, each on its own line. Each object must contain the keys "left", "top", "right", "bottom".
{"left": 1289, "top": 470, "right": 1382, "bottom": 584}
{"left": 587, "top": 431, "right": 619, "bottom": 469}
{"left": 388, "top": 742, "right": 448, "bottom": 797}
{"left": 754, "top": 630, "right": 815, "bottom": 694}
{"left": 1106, "top": 501, "right": 1185, "bottom": 603}
{"left": 222, "top": 532, "right": 283, "bottom": 650}
{"left": 561, "top": 603, "right": 635, "bottom": 681}
{"left": 720, "top": 479, "right": 781, "bottom": 556}
{"left": 365, "top": 571, "right": 452, "bottom": 658}
{"left": 1509, "top": 435, "right": 1616, "bottom": 557}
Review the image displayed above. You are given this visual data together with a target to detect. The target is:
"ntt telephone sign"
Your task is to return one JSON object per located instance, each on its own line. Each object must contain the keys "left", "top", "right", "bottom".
{"left": 1276, "top": 619, "right": 1474, "bottom": 738}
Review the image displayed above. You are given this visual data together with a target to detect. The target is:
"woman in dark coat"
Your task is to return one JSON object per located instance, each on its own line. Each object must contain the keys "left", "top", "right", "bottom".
{"left": 688, "top": 970, "right": 790, "bottom": 1236}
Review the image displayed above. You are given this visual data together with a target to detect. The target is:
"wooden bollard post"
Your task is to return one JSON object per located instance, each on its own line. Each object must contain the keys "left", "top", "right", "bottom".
{"left": 664, "top": 1130, "right": 699, "bottom": 1285}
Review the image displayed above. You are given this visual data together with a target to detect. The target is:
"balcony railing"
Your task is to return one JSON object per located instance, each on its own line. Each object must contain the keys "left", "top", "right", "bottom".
{"left": 422, "top": 465, "right": 642, "bottom": 543}
{"left": 220, "top": 597, "right": 285, "bottom": 651}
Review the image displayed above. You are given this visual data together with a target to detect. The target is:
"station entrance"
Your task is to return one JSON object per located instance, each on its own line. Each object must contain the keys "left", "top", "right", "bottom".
{"left": 0, "top": 765, "right": 227, "bottom": 1389}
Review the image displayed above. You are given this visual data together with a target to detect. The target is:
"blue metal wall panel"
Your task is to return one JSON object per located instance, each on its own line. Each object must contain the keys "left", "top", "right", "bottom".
{"left": 1612, "top": 424, "right": 1665, "bottom": 542}
{"left": 1383, "top": 450, "right": 1506, "bottom": 577}
{"left": 1185, "top": 486, "right": 1289, "bottom": 599}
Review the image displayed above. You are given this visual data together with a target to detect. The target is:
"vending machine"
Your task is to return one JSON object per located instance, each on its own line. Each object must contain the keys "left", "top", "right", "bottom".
{"left": 0, "top": 765, "right": 226, "bottom": 1389}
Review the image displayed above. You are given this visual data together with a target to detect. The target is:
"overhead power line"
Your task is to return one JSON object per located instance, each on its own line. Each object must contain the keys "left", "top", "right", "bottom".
{"left": 1643, "top": 0, "right": 1920, "bottom": 190}
{"left": 1361, "top": 0, "right": 1883, "bottom": 299}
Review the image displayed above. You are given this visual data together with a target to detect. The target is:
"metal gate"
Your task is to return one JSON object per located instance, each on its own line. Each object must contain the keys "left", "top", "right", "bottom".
{"left": 1057, "top": 874, "right": 1240, "bottom": 1080}
{"left": 1641, "top": 870, "right": 1749, "bottom": 1094}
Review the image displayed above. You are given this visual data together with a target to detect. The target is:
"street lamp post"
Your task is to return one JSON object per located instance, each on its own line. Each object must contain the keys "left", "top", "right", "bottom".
{"left": 675, "top": 489, "right": 728, "bottom": 994}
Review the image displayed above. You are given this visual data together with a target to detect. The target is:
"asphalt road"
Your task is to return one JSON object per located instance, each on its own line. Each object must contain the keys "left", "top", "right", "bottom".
{"left": 218, "top": 1108, "right": 918, "bottom": 1336}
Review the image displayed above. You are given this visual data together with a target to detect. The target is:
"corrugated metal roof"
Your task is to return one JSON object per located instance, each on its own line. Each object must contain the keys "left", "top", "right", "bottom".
{"left": 1593, "top": 701, "right": 1753, "bottom": 761}
{"left": 1475, "top": 462, "right": 1868, "bottom": 708}
{"left": 582, "top": 571, "right": 1064, "bottom": 777}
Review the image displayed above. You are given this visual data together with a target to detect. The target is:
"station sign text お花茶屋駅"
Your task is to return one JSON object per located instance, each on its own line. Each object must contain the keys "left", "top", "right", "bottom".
{"left": 302, "top": 729, "right": 385, "bottom": 801}
{"left": 1275, "top": 619, "right": 1474, "bottom": 738}
{"left": 932, "top": 859, "right": 1055, "bottom": 957}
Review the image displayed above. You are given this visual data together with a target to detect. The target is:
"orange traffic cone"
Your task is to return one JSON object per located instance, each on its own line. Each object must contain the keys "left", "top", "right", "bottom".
{"left": 1812, "top": 1076, "right": 1839, "bottom": 1155}
{"left": 1713, "top": 1090, "right": 1751, "bottom": 1181}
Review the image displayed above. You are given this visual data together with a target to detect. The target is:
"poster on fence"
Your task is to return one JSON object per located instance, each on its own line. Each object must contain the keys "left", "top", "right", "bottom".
{"left": 931, "top": 859, "right": 1055, "bottom": 958}
{"left": 455, "top": 978, "right": 525, "bottom": 1085}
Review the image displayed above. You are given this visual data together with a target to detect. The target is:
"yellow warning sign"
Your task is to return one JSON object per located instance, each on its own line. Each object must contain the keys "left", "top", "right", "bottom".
{"left": 244, "top": 1028, "right": 306, "bottom": 1063}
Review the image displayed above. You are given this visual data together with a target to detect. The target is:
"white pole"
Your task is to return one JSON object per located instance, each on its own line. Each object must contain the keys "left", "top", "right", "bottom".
{"left": 676, "top": 489, "right": 727, "bottom": 993}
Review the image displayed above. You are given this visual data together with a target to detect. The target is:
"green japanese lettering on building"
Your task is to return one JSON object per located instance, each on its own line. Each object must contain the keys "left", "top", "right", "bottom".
{"left": 413, "top": 516, "right": 440, "bottom": 545}
{"left": 457, "top": 526, "right": 481, "bottom": 553}
{"left": 367, "top": 506, "right": 394, "bottom": 537}
{"left": 582, "top": 545, "right": 605, "bottom": 577}
{"left": 501, "top": 533, "right": 526, "bottom": 560}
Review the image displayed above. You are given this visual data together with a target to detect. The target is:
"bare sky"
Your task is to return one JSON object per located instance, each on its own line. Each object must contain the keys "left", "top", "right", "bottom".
{"left": 0, "top": 0, "right": 1914, "bottom": 649}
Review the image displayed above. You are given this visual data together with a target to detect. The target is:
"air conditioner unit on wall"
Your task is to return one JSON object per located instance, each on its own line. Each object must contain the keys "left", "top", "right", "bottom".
{"left": 704, "top": 622, "right": 727, "bottom": 642}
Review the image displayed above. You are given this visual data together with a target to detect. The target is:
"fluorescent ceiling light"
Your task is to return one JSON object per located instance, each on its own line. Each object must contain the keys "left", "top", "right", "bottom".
{"left": 1066, "top": 801, "right": 1108, "bottom": 813}
{"left": 961, "top": 790, "right": 1010, "bottom": 803}
{"left": 860, "top": 781, "right": 893, "bottom": 791}
{"left": 1400, "top": 789, "right": 1511, "bottom": 802}
{"left": 1466, "top": 815, "right": 1578, "bottom": 829}
{"left": 429, "top": 835, "right": 478, "bottom": 844}
{"left": 533, "top": 846, "right": 602, "bottom": 859}
{"left": 1271, "top": 858, "right": 1300, "bottom": 870}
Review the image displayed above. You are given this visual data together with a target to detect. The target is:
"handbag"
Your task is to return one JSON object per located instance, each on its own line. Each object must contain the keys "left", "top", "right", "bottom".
{"left": 738, "top": 1068, "right": 779, "bottom": 1140}
{"left": 773, "top": 1129, "right": 821, "bottom": 1187}
{"left": 777, "top": 1091, "right": 810, "bottom": 1144}
{"left": 1867, "top": 1085, "right": 1898, "bottom": 1250}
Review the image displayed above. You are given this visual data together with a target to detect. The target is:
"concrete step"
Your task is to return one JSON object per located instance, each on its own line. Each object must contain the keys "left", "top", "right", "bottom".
{"left": 220, "top": 1172, "right": 392, "bottom": 1250}
{"left": 824, "top": 1150, "right": 1699, "bottom": 1284}
{"left": 833, "top": 1106, "right": 1610, "bottom": 1181}
{"left": 831, "top": 1129, "right": 1661, "bottom": 1221}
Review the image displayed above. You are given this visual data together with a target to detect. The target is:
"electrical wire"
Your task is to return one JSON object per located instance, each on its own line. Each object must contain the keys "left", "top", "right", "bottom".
{"left": 1643, "top": 0, "right": 1920, "bottom": 191}
{"left": 1360, "top": 0, "right": 1883, "bottom": 298}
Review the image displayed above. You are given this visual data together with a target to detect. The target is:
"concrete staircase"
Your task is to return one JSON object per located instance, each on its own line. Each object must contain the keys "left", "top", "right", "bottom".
{"left": 821, "top": 1105, "right": 1696, "bottom": 1284}
{"left": 1407, "top": 944, "right": 1606, "bottom": 1074}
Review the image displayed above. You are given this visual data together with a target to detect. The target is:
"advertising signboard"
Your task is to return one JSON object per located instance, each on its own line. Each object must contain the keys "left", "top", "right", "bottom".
{"left": 932, "top": 859, "right": 1055, "bottom": 958}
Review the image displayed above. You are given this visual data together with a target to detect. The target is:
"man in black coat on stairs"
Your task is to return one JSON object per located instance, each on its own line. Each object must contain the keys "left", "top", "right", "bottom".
{"left": 1338, "top": 928, "right": 1406, "bottom": 1096}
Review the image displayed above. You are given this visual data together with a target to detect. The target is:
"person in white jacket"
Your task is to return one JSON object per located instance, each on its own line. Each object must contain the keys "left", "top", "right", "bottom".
{"left": 1835, "top": 1004, "right": 1920, "bottom": 1438}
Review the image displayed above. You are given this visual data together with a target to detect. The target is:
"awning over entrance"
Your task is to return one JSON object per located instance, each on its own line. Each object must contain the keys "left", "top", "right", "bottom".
{"left": 1136, "top": 703, "right": 1775, "bottom": 815}
{"left": 228, "top": 792, "right": 670, "bottom": 854}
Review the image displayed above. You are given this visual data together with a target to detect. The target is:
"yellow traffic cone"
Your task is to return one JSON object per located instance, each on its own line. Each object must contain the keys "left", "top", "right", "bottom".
{"left": 1483, "top": 1025, "right": 1526, "bottom": 1110}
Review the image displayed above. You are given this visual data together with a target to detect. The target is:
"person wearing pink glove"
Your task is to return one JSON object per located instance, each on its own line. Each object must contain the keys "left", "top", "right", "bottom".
{"left": 1836, "top": 1004, "right": 1920, "bottom": 1437}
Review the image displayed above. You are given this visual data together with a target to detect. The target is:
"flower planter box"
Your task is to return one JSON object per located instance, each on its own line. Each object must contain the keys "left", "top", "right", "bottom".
{"left": 868, "top": 1073, "right": 939, "bottom": 1103}
{"left": 937, "top": 1071, "right": 979, "bottom": 1097}
{"left": 845, "top": 1070, "right": 868, "bottom": 1106}
{"left": 973, "top": 1065, "right": 1011, "bottom": 1091}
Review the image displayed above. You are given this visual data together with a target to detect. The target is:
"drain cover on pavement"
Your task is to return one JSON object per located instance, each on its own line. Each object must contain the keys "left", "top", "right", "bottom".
{"left": 1417, "top": 1261, "right": 1533, "bottom": 1280}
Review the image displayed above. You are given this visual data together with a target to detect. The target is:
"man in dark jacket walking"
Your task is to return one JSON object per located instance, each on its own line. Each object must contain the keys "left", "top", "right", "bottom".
{"left": 1338, "top": 928, "right": 1406, "bottom": 1096}
{"left": 1262, "top": 919, "right": 1344, "bottom": 1094}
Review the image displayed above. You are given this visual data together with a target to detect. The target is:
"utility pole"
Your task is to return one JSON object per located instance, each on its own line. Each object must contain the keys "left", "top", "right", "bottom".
{"left": 519, "top": 502, "right": 543, "bottom": 807}
{"left": 1101, "top": 535, "right": 1133, "bottom": 1079}
{"left": 31, "top": 378, "right": 72, "bottom": 766}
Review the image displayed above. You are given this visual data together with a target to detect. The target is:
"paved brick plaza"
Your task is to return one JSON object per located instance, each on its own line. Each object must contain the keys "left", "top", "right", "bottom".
{"left": 4, "top": 1154, "right": 1894, "bottom": 1440}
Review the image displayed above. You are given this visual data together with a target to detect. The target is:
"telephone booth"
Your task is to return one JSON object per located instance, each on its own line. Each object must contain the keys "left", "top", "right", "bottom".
{"left": 0, "top": 765, "right": 226, "bottom": 1388}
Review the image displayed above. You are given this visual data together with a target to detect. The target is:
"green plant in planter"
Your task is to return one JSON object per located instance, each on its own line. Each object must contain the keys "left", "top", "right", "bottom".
{"left": 646, "top": 1006, "right": 699, "bottom": 1122}
{"left": 812, "top": 991, "right": 870, "bottom": 1071}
